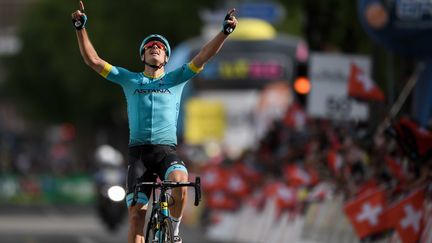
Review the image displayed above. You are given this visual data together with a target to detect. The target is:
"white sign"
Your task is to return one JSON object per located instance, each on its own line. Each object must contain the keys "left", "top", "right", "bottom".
{"left": 307, "top": 53, "right": 369, "bottom": 121}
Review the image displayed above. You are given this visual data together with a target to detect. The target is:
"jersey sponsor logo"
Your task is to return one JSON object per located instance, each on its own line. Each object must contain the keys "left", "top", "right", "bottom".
{"left": 161, "top": 202, "right": 168, "bottom": 209}
{"left": 133, "top": 88, "right": 171, "bottom": 95}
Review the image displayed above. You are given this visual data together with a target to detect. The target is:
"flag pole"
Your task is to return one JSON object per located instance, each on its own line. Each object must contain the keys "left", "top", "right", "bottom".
{"left": 376, "top": 63, "right": 423, "bottom": 135}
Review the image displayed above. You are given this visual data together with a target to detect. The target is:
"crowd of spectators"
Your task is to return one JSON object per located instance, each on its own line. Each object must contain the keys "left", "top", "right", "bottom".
{"left": 184, "top": 101, "right": 432, "bottom": 238}
{"left": 0, "top": 102, "right": 81, "bottom": 176}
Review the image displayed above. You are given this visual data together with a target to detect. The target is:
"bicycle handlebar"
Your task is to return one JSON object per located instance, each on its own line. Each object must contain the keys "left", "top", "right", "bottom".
{"left": 136, "top": 177, "right": 202, "bottom": 206}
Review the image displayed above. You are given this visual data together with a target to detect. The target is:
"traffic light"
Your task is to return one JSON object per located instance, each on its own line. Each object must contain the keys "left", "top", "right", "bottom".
{"left": 293, "top": 62, "right": 310, "bottom": 105}
{"left": 294, "top": 76, "right": 310, "bottom": 95}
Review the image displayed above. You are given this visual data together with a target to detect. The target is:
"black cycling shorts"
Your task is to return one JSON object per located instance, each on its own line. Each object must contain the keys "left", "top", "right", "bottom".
{"left": 125, "top": 145, "right": 187, "bottom": 207}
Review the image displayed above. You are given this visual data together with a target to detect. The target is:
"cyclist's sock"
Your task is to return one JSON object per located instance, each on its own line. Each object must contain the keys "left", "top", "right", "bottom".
{"left": 171, "top": 216, "right": 182, "bottom": 236}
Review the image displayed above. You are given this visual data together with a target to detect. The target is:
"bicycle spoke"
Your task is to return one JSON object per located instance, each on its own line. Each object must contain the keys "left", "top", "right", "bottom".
{"left": 160, "top": 217, "right": 174, "bottom": 243}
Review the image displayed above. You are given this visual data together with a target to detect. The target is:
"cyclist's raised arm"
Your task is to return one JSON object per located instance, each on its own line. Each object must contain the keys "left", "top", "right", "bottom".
{"left": 71, "top": 1, "right": 107, "bottom": 74}
{"left": 191, "top": 8, "right": 238, "bottom": 69}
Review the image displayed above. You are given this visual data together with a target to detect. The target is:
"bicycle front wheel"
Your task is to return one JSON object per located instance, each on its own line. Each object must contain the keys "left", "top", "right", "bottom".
{"left": 145, "top": 217, "right": 174, "bottom": 243}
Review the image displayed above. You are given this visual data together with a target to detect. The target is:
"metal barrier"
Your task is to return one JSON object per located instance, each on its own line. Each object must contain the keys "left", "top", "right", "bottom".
{"left": 205, "top": 195, "right": 432, "bottom": 243}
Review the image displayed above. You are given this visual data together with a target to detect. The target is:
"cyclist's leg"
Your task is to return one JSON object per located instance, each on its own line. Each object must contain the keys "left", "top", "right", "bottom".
{"left": 167, "top": 168, "right": 188, "bottom": 217}
{"left": 160, "top": 153, "right": 188, "bottom": 218}
{"left": 126, "top": 146, "right": 156, "bottom": 243}
{"left": 167, "top": 168, "right": 188, "bottom": 242}
{"left": 159, "top": 151, "right": 188, "bottom": 239}
{"left": 128, "top": 204, "right": 147, "bottom": 243}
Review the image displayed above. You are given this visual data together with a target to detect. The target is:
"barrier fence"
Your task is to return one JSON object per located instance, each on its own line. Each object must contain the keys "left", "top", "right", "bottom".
{"left": 204, "top": 196, "right": 432, "bottom": 243}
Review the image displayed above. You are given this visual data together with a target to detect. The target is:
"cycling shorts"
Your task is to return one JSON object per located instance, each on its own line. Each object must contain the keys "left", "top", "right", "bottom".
{"left": 125, "top": 144, "right": 188, "bottom": 207}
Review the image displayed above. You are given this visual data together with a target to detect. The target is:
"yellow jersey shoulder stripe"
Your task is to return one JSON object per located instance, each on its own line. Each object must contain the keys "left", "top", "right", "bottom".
{"left": 100, "top": 62, "right": 112, "bottom": 78}
{"left": 188, "top": 62, "right": 203, "bottom": 73}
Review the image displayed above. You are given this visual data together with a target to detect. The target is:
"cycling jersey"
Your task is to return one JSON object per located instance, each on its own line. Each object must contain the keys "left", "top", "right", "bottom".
{"left": 100, "top": 62, "right": 203, "bottom": 146}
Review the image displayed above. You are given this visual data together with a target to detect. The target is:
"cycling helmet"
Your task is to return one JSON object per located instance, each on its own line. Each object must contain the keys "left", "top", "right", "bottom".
{"left": 139, "top": 34, "right": 171, "bottom": 58}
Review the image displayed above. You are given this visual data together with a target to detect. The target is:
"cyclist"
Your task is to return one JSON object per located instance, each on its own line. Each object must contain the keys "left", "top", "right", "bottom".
{"left": 71, "top": 1, "right": 237, "bottom": 243}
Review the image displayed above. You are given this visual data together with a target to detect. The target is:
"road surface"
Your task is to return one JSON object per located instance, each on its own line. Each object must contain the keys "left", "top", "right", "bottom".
{"left": 0, "top": 205, "right": 220, "bottom": 243}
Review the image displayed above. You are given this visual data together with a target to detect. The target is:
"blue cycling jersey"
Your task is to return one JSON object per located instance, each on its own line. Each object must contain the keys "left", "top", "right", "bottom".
{"left": 100, "top": 62, "right": 202, "bottom": 146}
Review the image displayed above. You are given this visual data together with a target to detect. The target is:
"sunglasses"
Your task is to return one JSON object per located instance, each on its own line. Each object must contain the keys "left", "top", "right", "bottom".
{"left": 144, "top": 41, "right": 166, "bottom": 51}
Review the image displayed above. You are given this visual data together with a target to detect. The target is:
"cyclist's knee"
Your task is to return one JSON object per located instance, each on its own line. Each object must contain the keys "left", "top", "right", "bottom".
{"left": 168, "top": 170, "right": 188, "bottom": 182}
{"left": 164, "top": 162, "right": 188, "bottom": 181}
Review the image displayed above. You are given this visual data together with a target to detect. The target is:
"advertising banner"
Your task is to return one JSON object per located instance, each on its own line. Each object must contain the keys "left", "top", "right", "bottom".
{"left": 307, "top": 53, "right": 369, "bottom": 121}
{"left": 0, "top": 174, "right": 95, "bottom": 205}
{"left": 358, "top": 0, "right": 432, "bottom": 58}
{"left": 188, "top": 37, "right": 298, "bottom": 90}
{"left": 187, "top": 91, "right": 260, "bottom": 157}
{"left": 184, "top": 98, "right": 226, "bottom": 145}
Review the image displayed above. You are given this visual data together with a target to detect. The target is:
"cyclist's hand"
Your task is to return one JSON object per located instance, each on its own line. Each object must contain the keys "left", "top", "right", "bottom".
{"left": 222, "top": 8, "right": 238, "bottom": 35}
{"left": 71, "top": 1, "right": 87, "bottom": 30}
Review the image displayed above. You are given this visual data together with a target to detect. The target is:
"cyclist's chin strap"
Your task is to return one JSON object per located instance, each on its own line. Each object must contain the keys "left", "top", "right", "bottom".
{"left": 144, "top": 61, "right": 165, "bottom": 69}
{"left": 142, "top": 54, "right": 167, "bottom": 70}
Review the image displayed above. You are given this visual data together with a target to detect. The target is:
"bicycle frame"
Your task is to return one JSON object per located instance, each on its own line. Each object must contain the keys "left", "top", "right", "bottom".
{"left": 133, "top": 177, "right": 201, "bottom": 243}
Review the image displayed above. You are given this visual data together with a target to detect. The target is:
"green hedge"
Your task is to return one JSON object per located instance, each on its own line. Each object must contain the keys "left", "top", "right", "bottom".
{"left": 0, "top": 173, "right": 96, "bottom": 205}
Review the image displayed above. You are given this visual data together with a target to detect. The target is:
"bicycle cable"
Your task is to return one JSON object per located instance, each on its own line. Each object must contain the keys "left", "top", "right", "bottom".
{"left": 166, "top": 192, "right": 175, "bottom": 207}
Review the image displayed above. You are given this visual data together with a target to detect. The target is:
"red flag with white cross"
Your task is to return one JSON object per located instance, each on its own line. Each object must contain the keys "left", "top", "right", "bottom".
{"left": 206, "top": 190, "right": 237, "bottom": 210}
{"left": 283, "top": 164, "right": 319, "bottom": 187}
{"left": 224, "top": 170, "right": 250, "bottom": 197}
{"left": 348, "top": 62, "right": 385, "bottom": 101}
{"left": 201, "top": 165, "right": 228, "bottom": 192}
{"left": 383, "top": 189, "right": 425, "bottom": 243}
{"left": 264, "top": 182, "right": 297, "bottom": 211}
{"left": 344, "top": 189, "right": 389, "bottom": 238}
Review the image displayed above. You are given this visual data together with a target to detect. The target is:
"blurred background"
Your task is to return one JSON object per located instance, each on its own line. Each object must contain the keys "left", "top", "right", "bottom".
{"left": 0, "top": 0, "right": 431, "bottom": 243}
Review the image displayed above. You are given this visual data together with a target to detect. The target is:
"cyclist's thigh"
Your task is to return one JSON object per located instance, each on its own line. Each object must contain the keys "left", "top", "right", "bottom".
{"left": 126, "top": 146, "right": 157, "bottom": 207}
{"left": 157, "top": 147, "right": 188, "bottom": 181}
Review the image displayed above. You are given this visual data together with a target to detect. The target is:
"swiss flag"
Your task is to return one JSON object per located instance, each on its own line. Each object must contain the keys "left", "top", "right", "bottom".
{"left": 201, "top": 165, "right": 228, "bottom": 192}
{"left": 307, "top": 182, "right": 333, "bottom": 202}
{"left": 264, "top": 182, "right": 297, "bottom": 211}
{"left": 383, "top": 189, "right": 425, "bottom": 243}
{"left": 283, "top": 164, "right": 319, "bottom": 187}
{"left": 348, "top": 63, "right": 385, "bottom": 101}
{"left": 392, "top": 118, "right": 432, "bottom": 160}
{"left": 344, "top": 189, "right": 389, "bottom": 239}
{"left": 224, "top": 171, "right": 250, "bottom": 197}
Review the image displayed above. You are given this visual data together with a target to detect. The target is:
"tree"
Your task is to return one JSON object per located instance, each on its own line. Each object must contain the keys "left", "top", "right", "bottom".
{"left": 278, "top": 0, "right": 373, "bottom": 53}
{"left": 4, "top": 0, "right": 213, "bottom": 126}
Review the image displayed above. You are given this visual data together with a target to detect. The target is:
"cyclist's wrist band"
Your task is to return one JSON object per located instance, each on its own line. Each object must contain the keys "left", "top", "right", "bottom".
{"left": 221, "top": 12, "right": 235, "bottom": 35}
{"left": 222, "top": 22, "right": 233, "bottom": 35}
{"left": 72, "top": 15, "right": 87, "bottom": 30}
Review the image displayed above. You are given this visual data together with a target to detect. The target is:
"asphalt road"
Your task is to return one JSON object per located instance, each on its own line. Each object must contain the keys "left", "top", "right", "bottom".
{"left": 0, "top": 205, "right": 219, "bottom": 243}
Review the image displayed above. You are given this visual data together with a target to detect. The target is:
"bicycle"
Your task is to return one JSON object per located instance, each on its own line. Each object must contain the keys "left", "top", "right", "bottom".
{"left": 133, "top": 176, "right": 201, "bottom": 243}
